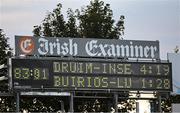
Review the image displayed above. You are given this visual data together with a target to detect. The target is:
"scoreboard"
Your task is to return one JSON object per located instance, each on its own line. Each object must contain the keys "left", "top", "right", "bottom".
{"left": 11, "top": 58, "right": 172, "bottom": 91}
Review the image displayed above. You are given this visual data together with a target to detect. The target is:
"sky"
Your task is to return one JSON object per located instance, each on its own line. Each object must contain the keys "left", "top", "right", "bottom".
{"left": 0, "top": 0, "right": 180, "bottom": 60}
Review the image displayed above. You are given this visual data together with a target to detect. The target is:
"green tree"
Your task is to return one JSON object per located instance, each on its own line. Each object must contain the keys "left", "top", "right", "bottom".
{"left": 42, "top": 13, "right": 53, "bottom": 37}
{"left": 51, "top": 3, "right": 67, "bottom": 37}
{"left": 33, "top": 25, "right": 41, "bottom": 37}
{"left": 0, "top": 29, "right": 12, "bottom": 65}
{"left": 66, "top": 8, "right": 79, "bottom": 37}
{"left": 33, "top": 0, "right": 125, "bottom": 39}
{"left": 0, "top": 29, "right": 12, "bottom": 91}
{"left": 77, "top": 0, "right": 124, "bottom": 39}
{"left": 0, "top": 29, "right": 14, "bottom": 112}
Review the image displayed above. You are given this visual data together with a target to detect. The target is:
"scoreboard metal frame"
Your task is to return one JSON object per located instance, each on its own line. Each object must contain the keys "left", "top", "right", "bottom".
{"left": 10, "top": 57, "right": 172, "bottom": 92}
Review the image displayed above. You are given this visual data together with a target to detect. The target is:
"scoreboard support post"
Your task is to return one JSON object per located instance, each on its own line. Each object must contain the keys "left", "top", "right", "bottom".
{"left": 60, "top": 101, "right": 64, "bottom": 112}
{"left": 158, "top": 94, "right": 162, "bottom": 112}
{"left": 16, "top": 92, "right": 20, "bottom": 112}
{"left": 70, "top": 92, "right": 74, "bottom": 112}
{"left": 114, "top": 93, "right": 118, "bottom": 112}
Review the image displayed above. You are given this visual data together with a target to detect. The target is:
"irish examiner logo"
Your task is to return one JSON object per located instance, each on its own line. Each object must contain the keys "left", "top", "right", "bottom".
{"left": 19, "top": 36, "right": 35, "bottom": 54}
{"left": 16, "top": 36, "right": 159, "bottom": 59}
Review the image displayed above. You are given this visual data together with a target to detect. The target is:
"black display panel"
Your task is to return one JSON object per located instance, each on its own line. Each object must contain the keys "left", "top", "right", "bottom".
{"left": 11, "top": 58, "right": 172, "bottom": 91}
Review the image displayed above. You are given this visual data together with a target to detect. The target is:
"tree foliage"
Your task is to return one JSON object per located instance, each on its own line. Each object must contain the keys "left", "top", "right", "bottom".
{"left": 0, "top": 29, "right": 13, "bottom": 112}
{"left": 33, "top": 0, "right": 125, "bottom": 39}
{"left": 0, "top": 29, "right": 12, "bottom": 91}
{"left": 77, "top": 0, "right": 124, "bottom": 39}
{"left": 0, "top": 29, "right": 12, "bottom": 65}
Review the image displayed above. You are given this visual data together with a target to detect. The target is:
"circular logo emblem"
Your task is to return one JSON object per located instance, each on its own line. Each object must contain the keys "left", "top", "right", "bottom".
{"left": 19, "top": 36, "right": 35, "bottom": 54}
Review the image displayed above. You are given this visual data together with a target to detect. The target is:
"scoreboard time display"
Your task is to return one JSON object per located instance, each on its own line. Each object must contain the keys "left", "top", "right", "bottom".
{"left": 11, "top": 58, "right": 172, "bottom": 91}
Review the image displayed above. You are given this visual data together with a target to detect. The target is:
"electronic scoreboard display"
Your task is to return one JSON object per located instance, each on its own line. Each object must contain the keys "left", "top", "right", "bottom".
{"left": 11, "top": 58, "right": 172, "bottom": 91}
